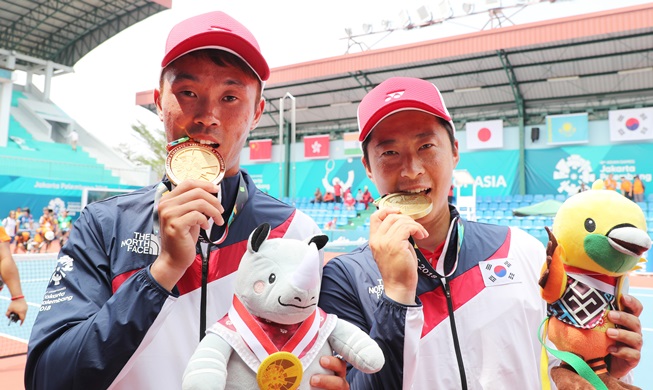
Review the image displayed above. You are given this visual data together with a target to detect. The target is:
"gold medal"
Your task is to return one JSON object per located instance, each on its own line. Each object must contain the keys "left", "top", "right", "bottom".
{"left": 256, "top": 351, "right": 303, "bottom": 390}
{"left": 375, "top": 192, "right": 433, "bottom": 219}
{"left": 165, "top": 142, "right": 225, "bottom": 186}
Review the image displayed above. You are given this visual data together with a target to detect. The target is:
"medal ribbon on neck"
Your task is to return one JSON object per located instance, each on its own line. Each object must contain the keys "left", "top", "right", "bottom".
{"left": 228, "top": 295, "right": 320, "bottom": 363}
{"left": 411, "top": 217, "right": 464, "bottom": 279}
{"left": 199, "top": 172, "right": 248, "bottom": 245}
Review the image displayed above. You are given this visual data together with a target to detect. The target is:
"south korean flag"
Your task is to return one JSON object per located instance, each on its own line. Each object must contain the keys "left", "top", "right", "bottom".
{"left": 479, "top": 258, "right": 521, "bottom": 287}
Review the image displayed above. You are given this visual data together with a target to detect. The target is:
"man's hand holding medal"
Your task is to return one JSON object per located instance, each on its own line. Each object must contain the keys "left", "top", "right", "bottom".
{"left": 150, "top": 138, "right": 226, "bottom": 292}
{"left": 369, "top": 193, "right": 431, "bottom": 305}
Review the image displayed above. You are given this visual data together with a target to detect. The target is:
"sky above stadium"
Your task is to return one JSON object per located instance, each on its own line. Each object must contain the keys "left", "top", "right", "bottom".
{"left": 35, "top": 0, "right": 652, "bottom": 150}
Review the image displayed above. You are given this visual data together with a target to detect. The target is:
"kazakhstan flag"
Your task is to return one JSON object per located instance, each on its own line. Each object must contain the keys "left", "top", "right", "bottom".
{"left": 546, "top": 113, "right": 589, "bottom": 145}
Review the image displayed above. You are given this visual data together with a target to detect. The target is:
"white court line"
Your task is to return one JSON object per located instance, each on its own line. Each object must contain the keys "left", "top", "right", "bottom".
{"left": 0, "top": 333, "right": 28, "bottom": 343}
{"left": 0, "top": 296, "right": 41, "bottom": 308}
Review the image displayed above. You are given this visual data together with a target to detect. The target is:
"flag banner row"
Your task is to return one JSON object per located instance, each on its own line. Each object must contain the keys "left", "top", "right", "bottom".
{"left": 609, "top": 107, "right": 653, "bottom": 142}
{"left": 343, "top": 132, "right": 362, "bottom": 156}
{"left": 547, "top": 113, "right": 589, "bottom": 145}
{"left": 304, "top": 134, "right": 330, "bottom": 159}
{"left": 249, "top": 139, "right": 272, "bottom": 162}
{"left": 466, "top": 120, "right": 504, "bottom": 150}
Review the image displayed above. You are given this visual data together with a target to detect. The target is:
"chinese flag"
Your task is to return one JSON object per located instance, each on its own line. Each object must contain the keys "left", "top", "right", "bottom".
{"left": 249, "top": 139, "right": 272, "bottom": 162}
{"left": 304, "top": 134, "right": 330, "bottom": 159}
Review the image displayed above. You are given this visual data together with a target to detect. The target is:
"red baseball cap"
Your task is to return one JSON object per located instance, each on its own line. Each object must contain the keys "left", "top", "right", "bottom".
{"left": 357, "top": 77, "right": 455, "bottom": 142}
{"left": 161, "top": 11, "right": 270, "bottom": 82}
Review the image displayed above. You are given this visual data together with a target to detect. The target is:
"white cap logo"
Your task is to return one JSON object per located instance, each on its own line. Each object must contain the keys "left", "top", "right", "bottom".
{"left": 385, "top": 91, "right": 405, "bottom": 102}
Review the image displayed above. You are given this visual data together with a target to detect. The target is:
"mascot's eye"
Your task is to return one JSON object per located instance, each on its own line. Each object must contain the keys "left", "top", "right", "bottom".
{"left": 268, "top": 273, "right": 276, "bottom": 284}
{"left": 584, "top": 218, "right": 596, "bottom": 232}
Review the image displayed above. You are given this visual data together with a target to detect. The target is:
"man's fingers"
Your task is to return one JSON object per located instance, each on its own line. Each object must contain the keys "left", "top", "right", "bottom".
{"left": 619, "top": 294, "right": 643, "bottom": 317}
{"left": 310, "top": 356, "right": 349, "bottom": 390}
{"left": 370, "top": 209, "right": 428, "bottom": 239}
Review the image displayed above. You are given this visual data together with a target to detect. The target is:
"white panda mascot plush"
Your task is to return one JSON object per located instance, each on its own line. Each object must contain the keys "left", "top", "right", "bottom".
{"left": 182, "top": 223, "right": 384, "bottom": 390}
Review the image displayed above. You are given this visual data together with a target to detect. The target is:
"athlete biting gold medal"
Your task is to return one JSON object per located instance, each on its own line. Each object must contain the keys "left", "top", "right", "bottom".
{"left": 165, "top": 137, "right": 226, "bottom": 186}
{"left": 374, "top": 192, "right": 433, "bottom": 220}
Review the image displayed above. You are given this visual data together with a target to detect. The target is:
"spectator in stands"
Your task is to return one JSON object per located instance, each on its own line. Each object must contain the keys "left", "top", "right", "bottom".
{"left": 578, "top": 180, "right": 588, "bottom": 193}
{"left": 344, "top": 191, "right": 356, "bottom": 211}
{"left": 333, "top": 177, "right": 343, "bottom": 203}
{"left": 604, "top": 173, "right": 617, "bottom": 191}
{"left": 318, "top": 76, "right": 644, "bottom": 388}
{"left": 323, "top": 191, "right": 335, "bottom": 203}
{"left": 69, "top": 129, "right": 79, "bottom": 151}
{"left": 448, "top": 184, "right": 455, "bottom": 204}
{"left": 324, "top": 217, "right": 337, "bottom": 230}
{"left": 56, "top": 209, "right": 73, "bottom": 246}
{"left": 355, "top": 188, "right": 364, "bottom": 204}
{"left": 633, "top": 174, "right": 645, "bottom": 203}
{"left": 26, "top": 11, "right": 347, "bottom": 390}
{"left": 311, "top": 187, "right": 323, "bottom": 203}
{"left": 361, "top": 185, "right": 373, "bottom": 210}
{"left": 2, "top": 210, "right": 17, "bottom": 244}
{"left": 13, "top": 231, "right": 31, "bottom": 254}
{"left": 36, "top": 208, "right": 56, "bottom": 252}
{"left": 0, "top": 226, "right": 27, "bottom": 325}
{"left": 18, "top": 207, "right": 33, "bottom": 232}
{"left": 620, "top": 176, "right": 633, "bottom": 200}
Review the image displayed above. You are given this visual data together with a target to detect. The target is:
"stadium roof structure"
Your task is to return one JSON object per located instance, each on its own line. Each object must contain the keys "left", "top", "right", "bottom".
{"left": 247, "top": 3, "right": 653, "bottom": 142}
{"left": 0, "top": 0, "right": 170, "bottom": 75}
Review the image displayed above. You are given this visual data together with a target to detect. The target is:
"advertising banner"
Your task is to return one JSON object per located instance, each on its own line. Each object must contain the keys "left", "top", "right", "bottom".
{"left": 525, "top": 144, "right": 653, "bottom": 196}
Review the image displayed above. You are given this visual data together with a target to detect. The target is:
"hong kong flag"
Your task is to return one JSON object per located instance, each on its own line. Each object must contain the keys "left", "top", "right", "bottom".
{"left": 249, "top": 139, "right": 272, "bottom": 162}
{"left": 466, "top": 120, "right": 504, "bottom": 150}
{"left": 304, "top": 134, "right": 330, "bottom": 159}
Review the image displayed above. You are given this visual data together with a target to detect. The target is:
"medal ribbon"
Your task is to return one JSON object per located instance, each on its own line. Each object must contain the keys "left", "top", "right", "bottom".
{"left": 411, "top": 216, "right": 464, "bottom": 279}
{"left": 228, "top": 295, "right": 320, "bottom": 363}
{"left": 200, "top": 172, "right": 248, "bottom": 245}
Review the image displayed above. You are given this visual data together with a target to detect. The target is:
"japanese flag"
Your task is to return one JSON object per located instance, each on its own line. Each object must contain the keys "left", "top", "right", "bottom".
{"left": 304, "top": 134, "right": 330, "bottom": 159}
{"left": 466, "top": 120, "right": 504, "bottom": 150}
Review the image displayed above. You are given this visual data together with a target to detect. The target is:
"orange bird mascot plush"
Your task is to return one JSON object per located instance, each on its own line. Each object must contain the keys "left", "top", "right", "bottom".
{"left": 539, "top": 182, "right": 649, "bottom": 390}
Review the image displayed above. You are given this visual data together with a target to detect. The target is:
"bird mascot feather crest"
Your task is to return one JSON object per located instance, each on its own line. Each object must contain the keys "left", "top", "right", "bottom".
{"left": 539, "top": 181, "right": 650, "bottom": 390}
{"left": 182, "top": 223, "right": 384, "bottom": 390}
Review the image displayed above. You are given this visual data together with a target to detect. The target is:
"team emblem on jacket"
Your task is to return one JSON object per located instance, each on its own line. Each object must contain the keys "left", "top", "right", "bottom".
{"left": 479, "top": 258, "right": 521, "bottom": 287}
{"left": 50, "top": 256, "right": 74, "bottom": 286}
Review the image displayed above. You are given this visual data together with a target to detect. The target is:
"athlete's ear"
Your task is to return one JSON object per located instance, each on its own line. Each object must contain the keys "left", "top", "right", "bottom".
{"left": 154, "top": 89, "right": 163, "bottom": 122}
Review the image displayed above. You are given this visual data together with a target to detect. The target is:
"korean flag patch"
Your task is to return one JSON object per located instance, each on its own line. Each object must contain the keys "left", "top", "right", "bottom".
{"left": 479, "top": 258, "right": 521, "bottom": 287}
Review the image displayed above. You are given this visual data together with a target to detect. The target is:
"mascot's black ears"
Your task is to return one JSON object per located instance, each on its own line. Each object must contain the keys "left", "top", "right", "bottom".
{"left": 309, "top": 235, "right": 329, "bottom": 250}
{"left": 249, "top": 223, "right": 329, "bottom": 252}
{"left": 250, "top": 223, "right": 271, "bottom": 252}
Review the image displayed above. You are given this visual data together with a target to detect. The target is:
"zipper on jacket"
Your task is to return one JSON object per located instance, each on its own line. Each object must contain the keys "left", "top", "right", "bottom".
{"left": 441, "top": 277, "right": 468, "bottom": 390}
{"left": 198, "top": 241, "right": 212, "bottom": 342}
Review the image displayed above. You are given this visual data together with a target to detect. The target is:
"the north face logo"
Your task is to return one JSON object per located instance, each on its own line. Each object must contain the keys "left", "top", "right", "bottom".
{"left": 121, "top": 232, "right": 160, "bottom": 255}
{"left": 385, "top": 91, "right": 405, "bottom": 102}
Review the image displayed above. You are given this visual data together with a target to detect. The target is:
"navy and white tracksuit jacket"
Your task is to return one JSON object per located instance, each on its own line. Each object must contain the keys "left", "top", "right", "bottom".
{"left": 25, "top": 171, "right": 321, "bottom": 390}
{"left": 319, "top": 212, "right": 552, "bottom": 390}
